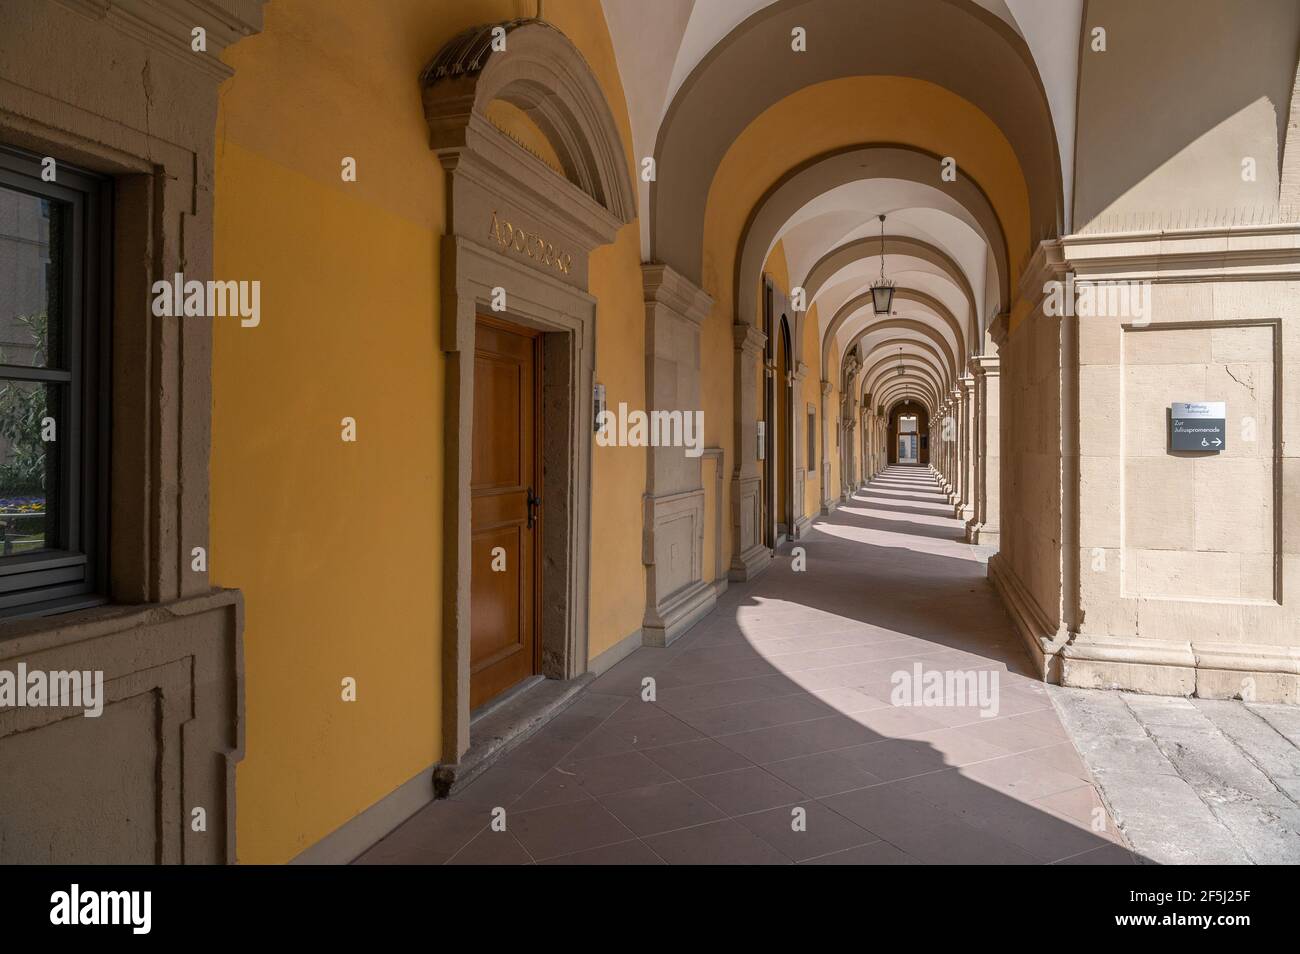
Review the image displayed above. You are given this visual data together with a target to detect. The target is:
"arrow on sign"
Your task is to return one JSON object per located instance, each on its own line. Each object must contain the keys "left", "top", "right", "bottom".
{"left": 1212, "top": 439, "right": 1222, "bottom": 446}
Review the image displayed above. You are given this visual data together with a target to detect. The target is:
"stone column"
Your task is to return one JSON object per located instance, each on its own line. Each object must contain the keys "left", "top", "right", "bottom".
{"left": 946, "top": 395, "right": 956, "bottom": 493}
{"left": 641, "top": 264, "right": 716, "bottom": 646}
{"left": 966, "top": 322, "right": 1002, "bottom": 545}
{"left": 843, "top": 405, "right": 856, "bottom": 499}
{"left": 730, "top": 321, "right": 771, "bottom": 580}
{"left": 935, "top": 402, "right": 946, "bottom": 480}
{"left": 949, "top": 388, "right": 963, "bottom": 503}
{"left": 956, "top": 374, "right": 976, "bottom": 520}
{"left": 820, "top": 379, "right": 834, "bottom": 513}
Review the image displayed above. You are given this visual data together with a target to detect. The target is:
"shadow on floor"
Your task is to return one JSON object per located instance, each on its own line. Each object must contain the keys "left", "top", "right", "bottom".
{"left": 355, "top": 466, "right": 1145, "bottom": 865}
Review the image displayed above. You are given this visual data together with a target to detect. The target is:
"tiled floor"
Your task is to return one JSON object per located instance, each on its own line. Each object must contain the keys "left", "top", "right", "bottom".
{"left": 356, "top": 465, "right": 1137, "bottom": 865}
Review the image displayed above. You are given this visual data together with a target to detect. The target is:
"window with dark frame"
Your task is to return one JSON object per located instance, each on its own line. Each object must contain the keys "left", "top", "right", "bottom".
{"left": 0, "top": 148, "right": 110, "bottom": 618}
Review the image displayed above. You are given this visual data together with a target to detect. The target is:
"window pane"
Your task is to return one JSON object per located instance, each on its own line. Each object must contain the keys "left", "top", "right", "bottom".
{"left": 0, "top": 378, "right": 60, "bottom": 555}
{"left": 0, "top": 184, "right": 64, "bottom": 369}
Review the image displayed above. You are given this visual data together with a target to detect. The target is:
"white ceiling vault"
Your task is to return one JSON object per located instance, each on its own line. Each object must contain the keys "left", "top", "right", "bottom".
{"left": 602, "top": 0, "right": 1083, "bottom": 242}
{"left": 599, "top": 0, "right": 1083, "bottom": 396}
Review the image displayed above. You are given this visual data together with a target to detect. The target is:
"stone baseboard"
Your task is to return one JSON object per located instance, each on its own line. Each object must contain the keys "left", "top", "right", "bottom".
{"left": 642, "top": 579, "right": 717, "bottom": 647}
{"left": 589, "top": 627, "right": 644, "bottom": 675}
{"left": 293, "top": 762, "right": 439, "bottom": 865}
{"left": 1060, "top": 635, "right": 1300, "bottom": 704}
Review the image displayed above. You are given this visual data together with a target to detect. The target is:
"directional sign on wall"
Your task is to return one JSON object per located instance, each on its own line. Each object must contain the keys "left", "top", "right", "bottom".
{"left": 1170, "top": 402, "right": 1226, "bottom": 452}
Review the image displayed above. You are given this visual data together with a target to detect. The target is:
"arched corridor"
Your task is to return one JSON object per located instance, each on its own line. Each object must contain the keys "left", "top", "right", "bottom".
{"left": 357, "top": 465, "right": 1129, "bottom": 864}
{"left": 3, "top": 0, "right": 1300, "bottom": 877}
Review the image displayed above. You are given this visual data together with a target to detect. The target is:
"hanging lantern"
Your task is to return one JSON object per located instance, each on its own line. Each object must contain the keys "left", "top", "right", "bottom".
{"left": 870, "top": 213, "right": 895, "bottom": 315}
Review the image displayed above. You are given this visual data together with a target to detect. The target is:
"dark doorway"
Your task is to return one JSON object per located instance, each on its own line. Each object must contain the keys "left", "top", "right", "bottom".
{"left": 888, "top": 400, "right": 930, "bottom": 465}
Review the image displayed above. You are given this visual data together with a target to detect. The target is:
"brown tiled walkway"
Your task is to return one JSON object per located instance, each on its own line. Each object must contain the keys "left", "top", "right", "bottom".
{"left": 357, "top": 466, "right": 1137, "bottom": 865}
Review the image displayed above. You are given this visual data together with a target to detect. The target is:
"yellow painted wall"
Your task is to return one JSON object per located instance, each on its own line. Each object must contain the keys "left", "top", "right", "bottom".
{"left": 212, "top": 0, "right": 644, "bottom": 863}
{"left": 698, "top": 76, "right": 1033, "bottom": 542}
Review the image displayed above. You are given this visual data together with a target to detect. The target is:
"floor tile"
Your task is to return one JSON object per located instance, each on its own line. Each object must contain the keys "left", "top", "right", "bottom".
{"left": 445, "top": 829, "right": 533, "bottom": 865}
{"left": 542, "top": 839, "right": 666, "bottom": 865}
{"left": 736, "top": 801, "right": 878, "bottom": 861}
{"left": 764, "top": 748, "right": 886, "bottom": 797}
{"left": 509, "top": 801, "right": 635, "bottom": 861}
{"left": 550, "top": 750, "right": 673, "bottom": 797}
{"left": 686, "top": 766, "right": 805, "bottom": 815}
{"left": 800, "top": 840, "right": 920, "bottom": 865}
{"left": 642, "top": 819, "right": 791, "bottom": 865}
{"left": 598, "top": 781, "right": 725, "bottom": 835}
{"left": 641, "top": 737, "right": 753, "bottom": 780}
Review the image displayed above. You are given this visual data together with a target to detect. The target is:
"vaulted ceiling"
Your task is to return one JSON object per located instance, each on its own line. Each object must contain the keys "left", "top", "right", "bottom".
{"left": 600, "top": 0, "right": 1083, "bottom": 411}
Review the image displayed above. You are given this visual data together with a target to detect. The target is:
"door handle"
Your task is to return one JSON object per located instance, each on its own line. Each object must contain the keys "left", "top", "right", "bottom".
{"left": 526, "top": 487, "right": 542, "bottom": 529}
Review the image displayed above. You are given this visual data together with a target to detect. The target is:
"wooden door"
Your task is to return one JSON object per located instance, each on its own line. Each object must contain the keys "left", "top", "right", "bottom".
{"left": 470, "top": 317, "right": 541, "bottom": 710}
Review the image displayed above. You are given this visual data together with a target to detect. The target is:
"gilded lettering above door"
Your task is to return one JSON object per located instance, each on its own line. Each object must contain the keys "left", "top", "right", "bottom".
{"left": 489, "top": 210, "right": 573, "bottom": 276}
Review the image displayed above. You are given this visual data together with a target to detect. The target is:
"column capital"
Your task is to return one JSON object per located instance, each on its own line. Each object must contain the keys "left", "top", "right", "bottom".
{"left": 969, "top": 353, "right": 1001, "bottom": 377}
{"left": 821, "top": 379, "right": 833, "bottom": 396}
{"left": 1016, "top": 240, "right": 1069, "bottom": 310}
{"left": 642, "top": 262, "right": 713, "bottom": 325}
{"left": 986, "top": 311, "right": 1011, "bottom": 349}
{"left": 732, "top": 321, "right": 766, "bottom": 355}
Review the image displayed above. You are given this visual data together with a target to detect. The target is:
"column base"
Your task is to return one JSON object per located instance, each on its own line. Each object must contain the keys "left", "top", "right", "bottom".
{"left": 728, "top": 543, "right": 772, "bottom": 582}
{"left": 642, "top": 579, "right": 717, "bottom": 648}
{"left": 1058, "top": 636, "right": 1300, "bottom": 704}
{"left": 964, "top": 520, "right": 1000, "bottom": 546}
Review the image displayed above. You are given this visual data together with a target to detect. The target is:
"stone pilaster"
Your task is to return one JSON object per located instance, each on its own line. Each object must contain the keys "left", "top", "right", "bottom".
{"left": 641, "top": 264, "right": 715, "bottom": 646}
{"left": 819, "top": 379, "right": 834, "bottom": 513}
{"left": 955, "top": 374, "right": 976, "bottom": 520}
{"left": 792, "top": 361, "right": 811, "bottom": 536}
{"left": 967, "top": 316, "right": 1004, "bottom": 545}
{"left": 729, "top": 321, "right": 771, "bottom": 580}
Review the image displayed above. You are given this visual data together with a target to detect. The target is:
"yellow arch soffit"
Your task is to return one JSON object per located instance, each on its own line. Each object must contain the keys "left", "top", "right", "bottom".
{"left": 701, "top": 75, "right": 1033, "bottom": 328}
